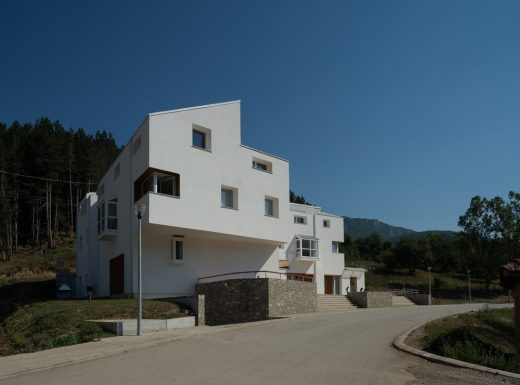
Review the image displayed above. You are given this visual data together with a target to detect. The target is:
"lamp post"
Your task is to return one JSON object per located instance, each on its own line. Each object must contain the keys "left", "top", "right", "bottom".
{"left": 134, "top": 203, "right": 146, "bottom": 336}
{"left": 467, "top": 269, "right": 472, "bottom": 303}
{"left": 428, "top": 266, "right": 432, "bottom": 306}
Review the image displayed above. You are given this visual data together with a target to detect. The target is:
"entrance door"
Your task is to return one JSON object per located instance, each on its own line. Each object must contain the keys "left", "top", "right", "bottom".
{"left": 350, "top": 277, "right": 358, "bottom": 293}
{"left": 110, "top": 254, "right": 124, "bottom": 296}
{"left": 324, "top": 275, "right": 334, "bottom": 294}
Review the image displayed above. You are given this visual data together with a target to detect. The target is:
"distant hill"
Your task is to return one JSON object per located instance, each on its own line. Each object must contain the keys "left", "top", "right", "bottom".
{"left": 343, "top": 217, "right": 415, "bottom": 240}
{"left": 343, "top": 217, "right": 458, "bottom": 241}
{"left": 388, "top": 230, "right": 458, "bottom": 242}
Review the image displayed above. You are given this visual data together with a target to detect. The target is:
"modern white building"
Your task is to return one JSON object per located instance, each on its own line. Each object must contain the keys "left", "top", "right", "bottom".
{"left": 76, "top": 101, "right": 364, "bottom": 299}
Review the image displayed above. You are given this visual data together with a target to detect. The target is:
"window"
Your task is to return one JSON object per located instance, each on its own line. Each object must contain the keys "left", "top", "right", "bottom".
{"left": 192, "top": 124, "right": 212, "bottom": 151}
{"left": 252, "top": 157, "right": 272, "bottom": 173}
{"left": 264, "top": 196, "right": 279, "bottom": 217}
{"left": 294, "top": 215, "right": 307, "bottom": 224}
{"left": 134, "top": 168, "right": 180, "bottom": 202}
{"left": 132, "top": 135, "right": 141, "bottom": 155}
{"left": 171, "top": 236, "right": 184, "bottom": 263}
{"left": 221, "top": 186, "right": 238, "bottom": 209}
{"left": 97, "top": 197, "right": 117, "bottom": 234}
{"left": 296, "top": 237, "right": 318, "bottom": 258}
{"left": 323, "top": 219, "right": 330, "bottom": 228}
{"left": 192, "top": 130, "right": 205, "bottom": 148}
{"left": 332, "top": 241, "right": 340, "bottom": 253}
{"left": 107, "top": 198, "right": 118, "bottom": 230}
{"left": 113, "top": 163, "right": 120, "bottom": 180}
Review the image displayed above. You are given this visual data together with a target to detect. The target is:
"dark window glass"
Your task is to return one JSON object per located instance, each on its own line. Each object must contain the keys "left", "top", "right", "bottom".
{"left": 193, "top": 130, "right": 206, "bottom": 149}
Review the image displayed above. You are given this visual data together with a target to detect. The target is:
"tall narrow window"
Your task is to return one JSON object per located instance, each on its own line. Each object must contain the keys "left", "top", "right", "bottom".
{"left": 171, "top": 236, "right": 184, "bottom": 263}
{"left": 107, "top": 198, "right": 118, "bottom": 230}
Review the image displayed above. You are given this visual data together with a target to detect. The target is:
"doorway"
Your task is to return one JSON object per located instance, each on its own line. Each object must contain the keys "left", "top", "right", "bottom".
{"left": 350, "top": 277, "right": 358, "bottom": 293}
{"left": 324, "top": 275, "right": 341, "bottom": 295}
{"left": 110, "top": 254, "right": 124, "bottom": 296}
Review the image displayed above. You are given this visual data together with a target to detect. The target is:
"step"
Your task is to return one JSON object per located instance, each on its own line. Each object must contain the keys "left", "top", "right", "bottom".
{"left": 316, "top": 295, "right": 359, "bottom": 311}
{"left": 392, "top": 296, "right": 416, "bottom": 307}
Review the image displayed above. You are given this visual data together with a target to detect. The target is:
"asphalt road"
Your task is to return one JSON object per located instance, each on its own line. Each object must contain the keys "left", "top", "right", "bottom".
{"left": 1, "top": 304, "right": 517, "bottom": 385}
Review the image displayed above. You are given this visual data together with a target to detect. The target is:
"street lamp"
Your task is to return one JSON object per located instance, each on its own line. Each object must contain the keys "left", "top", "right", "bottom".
{"left": 427, "top": 266, "right": 432, "bottom": 306}
{"left": 467, "top": 269, "right": 472, "bottom": 303}
{"left": 134, "top": 203, "right": 147, "bottom": 336}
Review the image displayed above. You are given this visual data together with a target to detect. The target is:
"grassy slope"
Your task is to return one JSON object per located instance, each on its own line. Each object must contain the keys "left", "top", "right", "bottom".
{"left": 0, "top": 237, "right": 189, "bottom": 356}
{"left": 2, "top": 298, "right": 186, "bottom": 355}
{"left": 354, "top": 261, "right": 506, "bottom": 301}
{"left": 417, "top": 308, "right": 519, "bottom": 373}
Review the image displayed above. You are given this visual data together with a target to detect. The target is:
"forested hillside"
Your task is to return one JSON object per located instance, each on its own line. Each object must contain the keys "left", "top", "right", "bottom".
{"left": 0, "top": 118, "right": 121, "bottom": 260}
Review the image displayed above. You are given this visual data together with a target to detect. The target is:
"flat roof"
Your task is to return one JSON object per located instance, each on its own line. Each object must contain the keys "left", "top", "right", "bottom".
{"left": 148, "top": 100, "right": 241, "bottom": 117}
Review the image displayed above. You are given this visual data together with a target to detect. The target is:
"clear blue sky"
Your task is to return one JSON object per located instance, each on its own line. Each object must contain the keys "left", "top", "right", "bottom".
{"left": 1, "top": 0, "right": 519, "bottom": 231}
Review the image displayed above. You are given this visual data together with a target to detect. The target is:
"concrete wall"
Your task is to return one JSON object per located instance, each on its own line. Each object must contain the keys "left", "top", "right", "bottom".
{"left": 196, "top": 278, "right": 316, "bottom": 325}
{"left": 348, "top": 291, "right": 393, "bottom": 308}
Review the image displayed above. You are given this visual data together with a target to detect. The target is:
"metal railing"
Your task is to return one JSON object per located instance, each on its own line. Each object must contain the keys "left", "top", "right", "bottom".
{"left": 197, "top": 270, "right": 314, "bottom": 284}
{"left": 393, "top": 288, "right": 420, "bottom": 297}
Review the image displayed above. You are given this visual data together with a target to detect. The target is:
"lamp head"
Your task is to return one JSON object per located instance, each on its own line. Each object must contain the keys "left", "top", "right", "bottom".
{"left": 134, "top": 203, "right": 147, "bottom": 218}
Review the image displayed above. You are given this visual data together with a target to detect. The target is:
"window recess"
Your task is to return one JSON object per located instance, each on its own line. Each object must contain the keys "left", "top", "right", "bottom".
{"left": 134, "top": 168, "right": 180, "bottom": 202}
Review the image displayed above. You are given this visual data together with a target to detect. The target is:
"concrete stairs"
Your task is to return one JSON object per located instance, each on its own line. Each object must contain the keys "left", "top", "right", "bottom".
{"left": 392, "top": 295, "right": 416, "bottom": 307}
{"left": 317, "top": 295, "right": 358, "bottom": 312}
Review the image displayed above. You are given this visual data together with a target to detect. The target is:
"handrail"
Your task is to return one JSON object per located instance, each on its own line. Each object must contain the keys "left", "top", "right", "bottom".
{"left": 393, "top": 288, "right": 420, "bottom": 296}
{"left": 197, "top": 270, "right": 314, "bottom": 284}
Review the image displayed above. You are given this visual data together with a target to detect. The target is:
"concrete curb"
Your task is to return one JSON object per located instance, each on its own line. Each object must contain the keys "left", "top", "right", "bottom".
{"left": 0, "top": 316, "right": 292, "bottom": 381}
{"left": 393, "top": 313, "right": 520, "bottom": 380}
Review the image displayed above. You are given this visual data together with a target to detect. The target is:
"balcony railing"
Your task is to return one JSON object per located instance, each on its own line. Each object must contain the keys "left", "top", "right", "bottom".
{"left": 197, "top": 270, "right": 314, "bottom": 284}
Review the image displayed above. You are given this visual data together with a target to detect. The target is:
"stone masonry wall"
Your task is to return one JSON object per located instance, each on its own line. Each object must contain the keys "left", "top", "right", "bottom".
{"left": 348, "top": 291, "right": 393, "bottom": 308}
{"left": 195, "top": 278, "right": 316, "bottom": 325}
{"left": 268, "top": 279, "right": 317, "bottom": 317}
{"left": 195, "top": 279, "right": 269, "bottom": 325}
{"left": 407, "top": 293, "right": 430, "bottom": 305}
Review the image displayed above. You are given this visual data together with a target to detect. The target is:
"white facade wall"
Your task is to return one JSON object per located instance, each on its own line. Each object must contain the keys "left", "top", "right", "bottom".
{"left": 76, "top": 101, "right": 347, "bottom": 298}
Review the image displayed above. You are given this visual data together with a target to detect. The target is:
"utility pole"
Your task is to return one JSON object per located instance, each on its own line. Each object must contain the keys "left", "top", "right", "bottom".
{"left": 467, "top": 269, "right": 472, "bottom": 303}
{"left": 428, "top": 266, "right": 432, "bottom": 305}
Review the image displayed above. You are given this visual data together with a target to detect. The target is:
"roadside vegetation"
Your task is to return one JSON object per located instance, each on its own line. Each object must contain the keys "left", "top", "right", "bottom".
{"left": 411, "top": 307, "right": 519, "bottom": 373}
{"left": 0, "top": 275, "right": 188, "bottom": 356}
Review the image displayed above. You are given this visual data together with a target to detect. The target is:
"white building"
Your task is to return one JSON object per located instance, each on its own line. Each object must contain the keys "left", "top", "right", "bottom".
{"left": 76, "top": 101, "right": 364, "bottom": 299}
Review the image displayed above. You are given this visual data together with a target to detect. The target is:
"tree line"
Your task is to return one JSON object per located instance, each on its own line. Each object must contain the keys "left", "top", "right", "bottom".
{"left": 0, "top": 118, "right": 120, "bottom": 260}
{"left": 343, "top": 191, "right": 520, "bottom": 290}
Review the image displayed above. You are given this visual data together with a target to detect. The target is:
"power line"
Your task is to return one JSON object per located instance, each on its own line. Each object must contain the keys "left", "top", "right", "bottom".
{"left": 0, "top": 170, "right": 96, "bottom": 186}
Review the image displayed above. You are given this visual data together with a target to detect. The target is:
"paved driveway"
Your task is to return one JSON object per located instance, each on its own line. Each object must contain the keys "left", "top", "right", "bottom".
{"left": 1, "top": 304, "right": 517, "bottom": 385}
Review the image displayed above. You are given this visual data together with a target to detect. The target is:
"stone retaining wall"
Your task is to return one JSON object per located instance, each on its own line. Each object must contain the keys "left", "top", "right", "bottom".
{"left": 348, "top": 291, "right": 393, "bottom": 308}
{"left": 407, "top": 293, "right": 430, "bottom": 305}
{"left": 195, "top": 278, "right": 316, "bottom": 325}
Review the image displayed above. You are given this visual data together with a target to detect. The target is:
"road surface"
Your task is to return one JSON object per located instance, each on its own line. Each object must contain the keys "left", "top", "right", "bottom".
{"left": 1, "top": 303, "right": 517, "bottom": 385}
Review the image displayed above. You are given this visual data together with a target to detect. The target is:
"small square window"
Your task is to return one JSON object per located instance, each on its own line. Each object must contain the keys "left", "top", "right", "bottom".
{"left": 294, "top": 216, "right": 307, "bottom": 224}
{"left": 192, "top": 130, "right": 206, "bottom": 149}
{"left": 264, "top": 196, "right": 279, "bottom": 217}
{"left": 113, "top": 163, "right": 120, "bottom": 180}
{"left": 252, "top": 157, "right": 272, "bottom": 173}
{"left": 192, "top": 124, "right": 212, "bottom": 151}
{"left": 323, "top": 219, "right": 330, "bottom": 228}
{"left": 221, "top": 186, "right": 238, "bottom": 209}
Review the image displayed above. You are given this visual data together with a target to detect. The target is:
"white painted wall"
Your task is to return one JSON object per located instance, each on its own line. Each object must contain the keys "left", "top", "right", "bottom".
{"left": 77, "top": 101, "right": 347, "bottom": 298}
